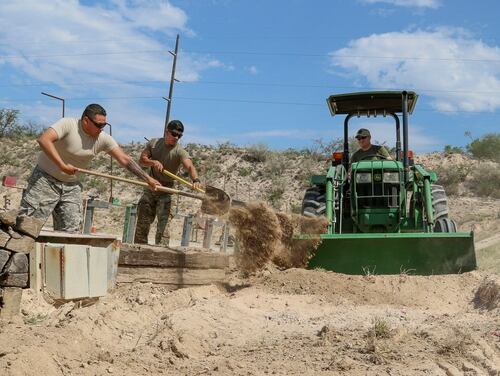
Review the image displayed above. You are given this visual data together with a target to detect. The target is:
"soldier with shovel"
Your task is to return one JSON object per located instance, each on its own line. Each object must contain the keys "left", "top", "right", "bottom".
{"left": 134, "top": 120, "right": 201, "bottom": 246}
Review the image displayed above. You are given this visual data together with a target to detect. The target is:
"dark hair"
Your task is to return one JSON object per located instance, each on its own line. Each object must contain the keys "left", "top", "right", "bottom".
{"left": 82, "top": 104, "right": 106, "bottom": 120}
{"left": 167, "top": 120, "right": 184, "bottom": 133}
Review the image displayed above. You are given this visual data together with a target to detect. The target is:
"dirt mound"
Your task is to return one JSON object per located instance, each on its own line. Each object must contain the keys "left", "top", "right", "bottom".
{"left": 228, "top": 202, "right": 327, "bottom": 273}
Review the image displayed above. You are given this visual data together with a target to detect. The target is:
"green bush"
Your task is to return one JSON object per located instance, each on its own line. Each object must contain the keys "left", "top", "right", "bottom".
{"left": 443, "top": 145, "right": 465, "bottom": 155}
{"left": 468, "top": 165, "right": 500, "bottom": 198}
{"left": 467, "top": 133, "right": 500, "bottom": 162}
{"left": 238, "top": 166, "right": 252, "bottom": 177}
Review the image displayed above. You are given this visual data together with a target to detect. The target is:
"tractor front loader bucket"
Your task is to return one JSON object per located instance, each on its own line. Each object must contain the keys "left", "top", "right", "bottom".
{"left": 304, "top": 232, "right": 476, "bottom": 275}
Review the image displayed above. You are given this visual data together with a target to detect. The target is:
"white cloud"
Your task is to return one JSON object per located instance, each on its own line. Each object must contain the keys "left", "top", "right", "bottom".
{"left": 0, "top": 1, "right": 222, "bottom": 91}
{"left": 329, "top": 28, "right": 500, "bottom": 112}
{"left": 245, "top": 66, "right": 259, "bottom": 75}
{"left": 361, "top": 0, "right": 441, "bottom": 8}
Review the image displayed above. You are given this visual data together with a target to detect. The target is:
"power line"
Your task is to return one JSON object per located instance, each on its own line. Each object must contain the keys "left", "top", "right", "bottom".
{"left": 2, "top": 79, "right": 500, "bottom": 96}
{"left": 2, "top": 95, "right": 500, "bottom": 115}
{"left": 2, "top": 48, "right": 500, "bottom": 63}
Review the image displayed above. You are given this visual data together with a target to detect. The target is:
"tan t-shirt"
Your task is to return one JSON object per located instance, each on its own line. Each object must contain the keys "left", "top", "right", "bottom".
{"left": 37, "top": 118, "right": 118, "bottom": 182}
{"left": 145, "top": 138, "right": 190, "bottom": 186}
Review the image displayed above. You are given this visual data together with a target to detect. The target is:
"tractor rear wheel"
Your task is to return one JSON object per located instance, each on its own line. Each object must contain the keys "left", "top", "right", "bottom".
{"left": 301, "top": 186, "right": 326, "bottom": 217}
{"left": 431, "top": 184, "right": 449, "bottom": 221}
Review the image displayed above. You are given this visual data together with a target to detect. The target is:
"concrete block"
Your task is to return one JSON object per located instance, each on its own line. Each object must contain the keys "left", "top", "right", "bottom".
{"left": 0, "top": 287, "right": 22, "bottom": 319}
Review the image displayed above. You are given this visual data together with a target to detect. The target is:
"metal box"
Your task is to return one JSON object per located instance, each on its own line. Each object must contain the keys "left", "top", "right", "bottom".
{"left": 32, "top": 231, "right": 120, "bottom": 300}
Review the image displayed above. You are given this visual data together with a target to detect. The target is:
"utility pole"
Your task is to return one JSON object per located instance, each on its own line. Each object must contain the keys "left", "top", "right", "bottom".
{"left": 163, "top": 34, "right": 180, "bottom": 137}
{"left": 107, "top": 123, "right": 114, "bottom": 202}
{"left": 41, "top": 92, "right": 65, "bottom": 118}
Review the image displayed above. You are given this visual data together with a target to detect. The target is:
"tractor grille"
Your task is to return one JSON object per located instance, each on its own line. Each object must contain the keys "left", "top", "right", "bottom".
{"left": 355, "top": 170, "right": 401, "bottom": 209}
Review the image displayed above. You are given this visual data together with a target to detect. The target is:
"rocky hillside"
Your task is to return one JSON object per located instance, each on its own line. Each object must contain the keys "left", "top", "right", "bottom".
{"left": 0, "top": 137, "right": 499, "bottom": 247}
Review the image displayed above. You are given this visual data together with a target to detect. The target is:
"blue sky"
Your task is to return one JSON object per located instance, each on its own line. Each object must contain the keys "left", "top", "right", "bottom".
{"left": 1, "top": 0, "right": 499, "bottom": 152}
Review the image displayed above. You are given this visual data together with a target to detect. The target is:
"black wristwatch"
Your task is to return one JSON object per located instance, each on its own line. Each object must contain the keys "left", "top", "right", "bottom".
{"left": 192, "top": 178, "right": 200, "bottom": 183}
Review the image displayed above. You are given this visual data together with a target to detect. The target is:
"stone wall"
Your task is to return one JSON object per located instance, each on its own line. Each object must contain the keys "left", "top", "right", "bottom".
{"left": 0, "top": 210, "right": 43, "bottom": 318}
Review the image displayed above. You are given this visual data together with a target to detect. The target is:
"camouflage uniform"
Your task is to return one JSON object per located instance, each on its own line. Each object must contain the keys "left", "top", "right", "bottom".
{"left": 134, "top": 188, "right": 173, "bottom": 246}
{"left": 18, "top": 166, "right": 82, "bottom": 232}
{"left": 133, "top": 138, "right": 190, "bottom": 246}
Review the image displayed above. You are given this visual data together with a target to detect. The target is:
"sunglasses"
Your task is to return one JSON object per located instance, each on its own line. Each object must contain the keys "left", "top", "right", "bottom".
{"left": 356, "top": 136, "right": 368, "bottom": 140}
{"left": 169, "top": 130, "right": 183, "bottom": 139}
{"left": 87, "top": 116, "right": 107, "bottom": 129}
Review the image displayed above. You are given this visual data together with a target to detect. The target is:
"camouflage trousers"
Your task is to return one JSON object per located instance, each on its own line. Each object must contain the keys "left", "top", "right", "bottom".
{"left": 134, "top": 189, "right": 173, "bottom": 246}
{"left": 18, "top": 166, "right": 83, "bottom": 232}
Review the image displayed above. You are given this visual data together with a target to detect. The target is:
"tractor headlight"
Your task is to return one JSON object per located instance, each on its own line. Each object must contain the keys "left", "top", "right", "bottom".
{"left": 356, "top": 172, "right": 371, "bottom": 183}
{"left": 383, "top": 172, "right": 400, "bottom": 183}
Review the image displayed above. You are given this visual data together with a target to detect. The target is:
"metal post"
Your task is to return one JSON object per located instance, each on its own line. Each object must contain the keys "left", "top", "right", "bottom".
{"left": 41, "top": 92, "right": 65, "bottom": 118}
{"left": 181, "top": 214, "right": 192, "bottom": 247}
{"left": 83, "top": 199, "right": 94, "bottom": 234}
{"left": 203, "top": 218, "right": 214, "bottom": 249}
{"left": 163, "top": 34, "right": 180, "bottom": 136}
{"left": 107, "top": 122, "right": 114, "bottom": 201}
{"left": 220, "top": 223, "right": 229, "bottom": 253}
{"left": 122, "top": 205, "right": 138, "bottom": 243}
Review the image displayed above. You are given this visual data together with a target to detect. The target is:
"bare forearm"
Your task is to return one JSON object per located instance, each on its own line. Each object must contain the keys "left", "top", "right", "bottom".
{"left": 126, "top": 159, "right": 150, "bottom": 182}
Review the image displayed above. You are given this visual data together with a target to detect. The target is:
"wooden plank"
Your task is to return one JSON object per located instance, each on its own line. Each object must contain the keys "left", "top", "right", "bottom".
{"left": 117, "top": 267, "right": 226, "bottom": 286}
{"left": 119, "top": 244, "right": 230, "bottom": 269}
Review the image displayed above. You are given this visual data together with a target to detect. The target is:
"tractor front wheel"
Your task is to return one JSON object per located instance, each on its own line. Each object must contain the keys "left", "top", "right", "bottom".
{"left": 301, "top": 186, "right": 326, "bottom": 217}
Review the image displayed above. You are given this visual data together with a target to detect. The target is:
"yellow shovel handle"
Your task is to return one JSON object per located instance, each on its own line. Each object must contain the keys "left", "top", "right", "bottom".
{"left": 162, "top": 169, "right": 205, "bottom": 193}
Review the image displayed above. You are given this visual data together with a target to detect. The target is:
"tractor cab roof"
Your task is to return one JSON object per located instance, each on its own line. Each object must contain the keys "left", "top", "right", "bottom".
{"left": 327, "top": 91, "right": 418, "bottom": 117}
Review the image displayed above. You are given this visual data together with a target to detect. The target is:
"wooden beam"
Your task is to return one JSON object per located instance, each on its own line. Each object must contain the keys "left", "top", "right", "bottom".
{"left": 117, "top": 267, "right": 226, "bottom": 286}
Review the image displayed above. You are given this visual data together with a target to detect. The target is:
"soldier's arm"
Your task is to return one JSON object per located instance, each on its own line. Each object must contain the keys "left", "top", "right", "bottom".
{"left": 181, "top": 158, "right": 201, "bottom": 189}
{"left": 139, "top": 148, "right": 163, "bottom": 172}
{"left": 107, "top": 146, "right": 160, "bottom": 190}
{"left": 37, "top": 128, "right": 77, "bottom": 175}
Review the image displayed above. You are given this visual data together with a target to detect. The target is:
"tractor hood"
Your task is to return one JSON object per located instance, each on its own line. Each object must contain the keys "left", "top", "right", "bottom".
{"left": 327, "top": 91, "right": 418, "bottom": 116}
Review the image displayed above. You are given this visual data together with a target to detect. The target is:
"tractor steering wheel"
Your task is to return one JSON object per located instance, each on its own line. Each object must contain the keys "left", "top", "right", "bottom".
{"left": 359, "top": 154, "right": 389, "bottom": 161}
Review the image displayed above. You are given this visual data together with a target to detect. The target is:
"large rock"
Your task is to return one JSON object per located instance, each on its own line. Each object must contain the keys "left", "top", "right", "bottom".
{"left": 0, "top": 273, "right": 28, "bottom": 287}
{"left": 0, "top": 229, "right": 9, "bottom": 248}
{"left": 4, "top": 253, "right": 28, "bottom": 273}
{"left": 15, "top": 216, "right": 44, "bottom": 238}
{"left": 4, "top": 235, "right": 35, "bottom": 254}
{"left": 0, "top": 250, "right": 10, "bottom": 272}
{"left": 0, "top": 210, "right": 17, "bottom": 227}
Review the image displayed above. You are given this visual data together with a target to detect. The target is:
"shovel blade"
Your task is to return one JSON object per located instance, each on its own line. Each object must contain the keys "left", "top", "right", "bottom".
{"left": 201, "top": 186, "right": 231, "bottom": 215}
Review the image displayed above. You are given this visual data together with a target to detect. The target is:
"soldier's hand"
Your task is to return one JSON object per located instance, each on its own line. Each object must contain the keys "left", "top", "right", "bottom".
{"left": 147, "top": 177, "right": 161, "bottom": 191}
{"left": 61, "top": 163, "right": 77, "bottom": 175}
{"left": 192, "top": 181, "right": 202, "bottom": 190}
{"left": 151, "top": 160, "right": 163, "bottom": 172}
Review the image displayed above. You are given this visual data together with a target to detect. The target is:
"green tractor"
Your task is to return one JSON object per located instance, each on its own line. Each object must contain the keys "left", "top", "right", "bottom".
{"left": 300, "top": 91, "right": 476, "bottom": 275}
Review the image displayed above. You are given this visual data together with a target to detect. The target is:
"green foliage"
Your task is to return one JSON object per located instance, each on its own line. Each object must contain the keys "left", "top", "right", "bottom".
{"left": 468, "top": 165, "right": 500, "bottom": 198}
{"left": 467, "top": 133, "right": 500, "bottom": 162}
{"left": 0, "top": 109, "right": 42, "bottom": 139}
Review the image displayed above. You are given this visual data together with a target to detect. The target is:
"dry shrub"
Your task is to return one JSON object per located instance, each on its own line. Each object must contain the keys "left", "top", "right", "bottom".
{"left": 474, "top": 275, "right": 500, "bottom": 310}
{"left": 468, "top": 165, "right": 500, "bottom": 198}
{"left": 229, "top": 202, "right": 327, "bottom": 273}
{"left": 437, "top": 328, "right": 471, "bottom": 356}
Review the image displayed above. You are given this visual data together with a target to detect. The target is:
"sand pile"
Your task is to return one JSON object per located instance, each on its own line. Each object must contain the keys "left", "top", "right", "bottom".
{"left": 228, "top": 202, "right": 327, "bottom": 273}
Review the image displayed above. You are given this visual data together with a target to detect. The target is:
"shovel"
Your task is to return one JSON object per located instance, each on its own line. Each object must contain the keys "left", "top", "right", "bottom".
{"left": 76, "top": 168, "right": 231, "bottom": 216}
